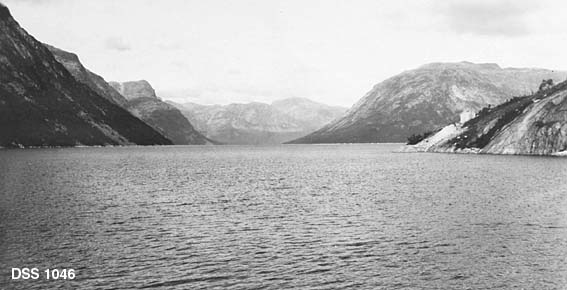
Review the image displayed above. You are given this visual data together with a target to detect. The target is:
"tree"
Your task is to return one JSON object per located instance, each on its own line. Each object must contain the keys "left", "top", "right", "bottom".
{"left": 406, "top": 131, "right": 433, "bottom": 145}
{"left": 539, "top": 79, "right": 554, "bottom": 91}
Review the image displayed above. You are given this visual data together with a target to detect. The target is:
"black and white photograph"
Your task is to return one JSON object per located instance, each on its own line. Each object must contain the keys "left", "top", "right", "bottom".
{"left": 1, "top": 0, "right": 566, "bottom": 289}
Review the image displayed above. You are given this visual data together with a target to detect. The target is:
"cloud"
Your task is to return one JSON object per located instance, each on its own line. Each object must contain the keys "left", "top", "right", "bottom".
{"left": 104, "top": 37, "right": 131, "bottom": 51}
{"left": 440, "top": 0, "right": 538, "bottom": 37}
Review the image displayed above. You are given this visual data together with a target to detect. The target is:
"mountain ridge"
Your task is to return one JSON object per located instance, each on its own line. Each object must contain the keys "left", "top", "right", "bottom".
{"left": 44, "top": 42, "right": 214, "bottom": 145}
{"left": 110, "top": 80, "right": 158, "bottom": 100}
{"left": 0, "top": 4, "right": 171, "bottom": 147}
{"left": 290, "top": 61, "right": 567, "bottom": 144}
{"left": 404, "top": 80, "right": 567, "bottom": 155}
{"left": 110, "top": 81, "right": 214, "bottom": 145}
{"left": 45, "top": 44, "right": 129, "bottom": 107}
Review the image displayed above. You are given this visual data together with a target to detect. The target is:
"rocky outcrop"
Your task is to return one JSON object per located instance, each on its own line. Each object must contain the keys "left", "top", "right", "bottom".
{"left": 290, "top": 62, "right": 567, "bottom": 144}
{"left": 110, "top": 81, "right": 213, "bottom": 145}
{"left": 0, "top": 4, "right": 171, "bottom": 147}
{"left": 406, "top": 80, "right": 567, "bottom": 155}
{"left": 109, "top": 80, "right": 157, "bottom": 100}
{"left": 169, "top": 98, "right": 346, "bottom": 144}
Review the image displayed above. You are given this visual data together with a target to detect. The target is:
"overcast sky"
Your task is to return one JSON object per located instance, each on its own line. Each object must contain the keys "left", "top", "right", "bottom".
{"left": 3, "top": 0, "right": 567, "bottom": 106}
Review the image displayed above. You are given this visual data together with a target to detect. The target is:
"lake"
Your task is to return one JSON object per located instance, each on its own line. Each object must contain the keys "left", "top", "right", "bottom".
{"left": 1, "top": 144, "right": 566, "bottom": 289}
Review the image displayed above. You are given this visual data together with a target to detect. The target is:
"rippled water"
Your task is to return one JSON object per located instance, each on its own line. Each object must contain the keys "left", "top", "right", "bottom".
{"left": 1, "top": 144, "right": 566, "bottom": 289}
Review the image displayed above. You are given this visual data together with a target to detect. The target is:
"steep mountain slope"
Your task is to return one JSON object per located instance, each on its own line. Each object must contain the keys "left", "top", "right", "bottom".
{"left": 47, "top": 46, "right": 212, "bottom": 145}
{"left": 109, "top": 81, "right": 213, "bottom": 145}
{"left": 0, "top": 4, "right": 171, "bottom": 147}
{"left": 406, "top": 80, "right": 567, "bottom": 155}
{"left": 290, "top": 62, "right": 566, "bottom": 143}
{"left": 169, "top": 98, "right": 346, "bottom": 144}
{"left": 45, "top": 45, "right": 128, "bottom": 107}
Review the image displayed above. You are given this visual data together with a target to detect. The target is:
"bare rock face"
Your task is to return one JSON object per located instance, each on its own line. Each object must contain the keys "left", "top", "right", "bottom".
{"left": 110, "top": 80, "right": 157, "bottom": 100}
{"left": 110, "top": 81, "right": 213, "bottom": 145}
{"left": 290, "top": 62, "right": 567, "bottom": 143}
{"left": 169, "top": 98, "right": 346, "bottom": 145}
{"left": 410, "top": 80, "right": 567, "bottom": 155}
{"left": 481, "top": 88, "right": 567, "bottom": 155}
{"left": 0, "top": 4, "right": 171, "bottom": 147}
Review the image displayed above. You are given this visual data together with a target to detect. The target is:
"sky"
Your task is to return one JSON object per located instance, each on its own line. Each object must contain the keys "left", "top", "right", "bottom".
{"left": 3, "top": 0, "right": 567, "bottom": 107}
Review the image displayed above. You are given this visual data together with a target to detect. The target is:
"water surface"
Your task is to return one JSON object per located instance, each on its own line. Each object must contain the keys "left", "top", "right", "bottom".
{"left": 1, "top": 144, "right": 566, "bottom": 289}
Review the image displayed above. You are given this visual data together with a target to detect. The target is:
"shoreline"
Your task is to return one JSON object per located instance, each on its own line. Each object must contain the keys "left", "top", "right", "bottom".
{"left": 1, "top": 143, "right": 565, "bottom": 157}
{"left": 398, "top": 144, "right": 567, "bottom": 157}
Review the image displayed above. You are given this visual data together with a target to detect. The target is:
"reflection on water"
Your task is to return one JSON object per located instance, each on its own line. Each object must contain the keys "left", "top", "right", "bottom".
{"left": 1, "top": 144, "right": 566, "bottom": 289}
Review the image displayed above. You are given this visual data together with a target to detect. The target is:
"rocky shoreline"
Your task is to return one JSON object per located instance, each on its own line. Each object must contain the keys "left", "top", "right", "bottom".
{"left": 399, "top": 143, "right": 566, "bottom": 157}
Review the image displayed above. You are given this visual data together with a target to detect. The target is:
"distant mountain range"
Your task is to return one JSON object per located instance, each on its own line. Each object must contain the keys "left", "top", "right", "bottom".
{"left": 169, "top": 98, "right": 346, "bottom": 144}
{"left": 405, "top": 79, "right": 567, "bottom": 155}
{"left": 290, "top": 62, "right": 567, "bottom": 144}
{"left": 0, "top": 4, "right": 170, "bottom": 147}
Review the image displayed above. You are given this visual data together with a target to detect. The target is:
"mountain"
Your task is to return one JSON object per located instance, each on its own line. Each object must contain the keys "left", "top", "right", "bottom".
{"left": 109, "top": 80, "right": 157, "bottom": 100}
{"left": 290, "top": 62, "right": 567, "bottom": 144}
{"left": 45, "top": 44, "right": 128, "bottom": 107}
{"left": 271, "top": 97, "right": 346, "bottom": 132}
{"left": 171, "top": 102, "right": 308, "bottom": 145}
{"left": 47, "top": 46, "right": 211, "bottom": 145}
{"left": 0, "top": 4, "right": 171, "bottom": 148}
{"left": 109, "top": 81, "right": 213, "bottom": 145}
{"left": 169, "top": 98, "right": 346, "bottom": 144}
{"left": 404, "top": 80, "right": 567, "bottom": 156}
